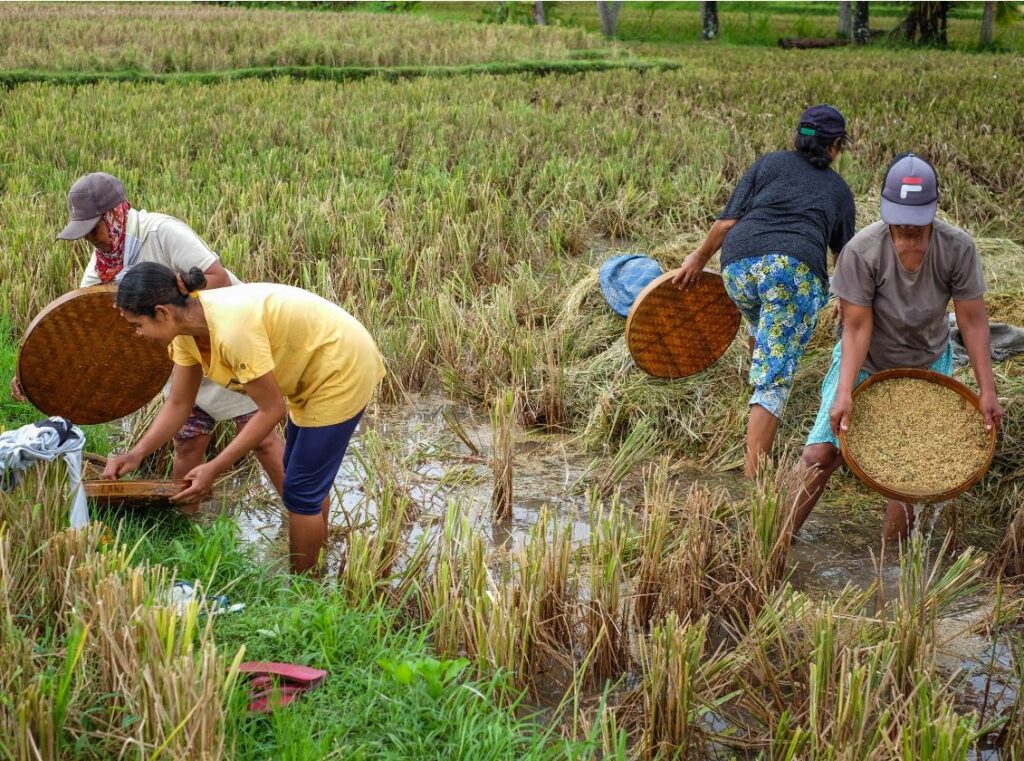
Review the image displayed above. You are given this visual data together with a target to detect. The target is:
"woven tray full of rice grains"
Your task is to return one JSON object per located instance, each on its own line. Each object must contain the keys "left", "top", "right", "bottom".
{"left": 840, "top": 369, "right": 996, "bottom": 503}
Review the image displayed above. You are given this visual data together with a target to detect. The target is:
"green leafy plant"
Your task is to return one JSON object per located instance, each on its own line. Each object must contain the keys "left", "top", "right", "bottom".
{"left": 378, "top": 656, "right": 470, "bottom": 699}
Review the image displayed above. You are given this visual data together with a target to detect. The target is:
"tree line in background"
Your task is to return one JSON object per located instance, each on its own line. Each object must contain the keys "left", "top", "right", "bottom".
{"left": 213, "top": 1, "right": 1021, "bottom": 49}
{"left": 505, "top": 1, "right": 1018, "bottom": 49}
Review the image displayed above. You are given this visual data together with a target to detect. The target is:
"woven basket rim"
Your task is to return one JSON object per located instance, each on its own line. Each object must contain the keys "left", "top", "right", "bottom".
{"left": 84, "top": 478, "right": 190, "bottom": 508}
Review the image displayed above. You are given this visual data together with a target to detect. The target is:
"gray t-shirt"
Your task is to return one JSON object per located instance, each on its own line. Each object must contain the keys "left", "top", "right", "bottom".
{"left": 718, "top": 150, "right": 856, "bottom": 287}
{"left": 832, "top": 219, "right": 986, "bottom": 372}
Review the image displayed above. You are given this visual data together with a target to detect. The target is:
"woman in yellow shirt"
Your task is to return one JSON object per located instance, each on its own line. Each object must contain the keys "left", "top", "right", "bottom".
{"left": 102, "top": 263, "right": 386, "bottom": 573}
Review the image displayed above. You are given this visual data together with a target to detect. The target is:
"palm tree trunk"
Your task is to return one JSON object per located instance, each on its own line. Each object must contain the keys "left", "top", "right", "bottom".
{"left": 701, "top": 1, "right": 719, "bottom": 40}
{"left": 980, "top": 1, "right": 994, "bottom": 46}
{"left": 853, "top": 1, "right": 869, "bottom": 45}
{"left": 597, "top": 1, "right": 623, "bottom": 38}
{"left": 837, "top": 1, "right": 852, "bottom": 39}
{"left": 896, "top": 2, "right": 950, "bottom": 46}
{"left": 533, "top": 1, "right": 547, "bottom": 26}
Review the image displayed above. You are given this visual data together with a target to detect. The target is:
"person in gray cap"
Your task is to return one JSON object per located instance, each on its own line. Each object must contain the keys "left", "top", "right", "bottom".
{"left": 673, "top": 104, "right": 856, "bottom": 478}
{"left": 12, "top": 172, "right": 286, "bottom": 499}
{"left": 791, "top": 152, "right": 1002, "bottom": 540}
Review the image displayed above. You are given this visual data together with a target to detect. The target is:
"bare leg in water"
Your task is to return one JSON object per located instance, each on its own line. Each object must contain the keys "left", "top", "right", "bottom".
{"left": 792, "top": 444, "right": 916, "bottom": 541}
{"left": 289, "top": 512, "right": 326, "bottom": 574}
{"left": 791, "top": 443, "right": 844, "bottom": 532}
{"left": 882, "top": 500, "right": 915, "bottom": 540}
{"left": 746, "top": 404, "right": 780, "bottom": 478}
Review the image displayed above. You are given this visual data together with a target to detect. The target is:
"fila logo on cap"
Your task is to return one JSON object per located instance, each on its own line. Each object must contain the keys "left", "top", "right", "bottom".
{"left": 899, "top": 176, "right": 923, "bottom": 199}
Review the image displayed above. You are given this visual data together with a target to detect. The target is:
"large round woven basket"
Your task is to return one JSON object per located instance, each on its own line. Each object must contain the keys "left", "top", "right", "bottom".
{"left": 18, "top": 285, "right": 173, "bottom": 424}
{"left": 84, "top": 479, "right": 190, "bottom": 509}
{"left": 625, "top": 269, "right": 741, "bottom": 378}
{"left": 838, "top": 368, "right": 997, "bottom": 504}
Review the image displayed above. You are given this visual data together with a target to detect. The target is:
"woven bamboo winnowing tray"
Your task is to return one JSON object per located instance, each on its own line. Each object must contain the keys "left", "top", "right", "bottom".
{"left": 625, "top": 269, "right": 741, "bottom": 378}
{"left": 84, "top": 479, "right": 190, "bottom": 509}
{"left": 18, "top": 284, "right": 173, "bottom": 424}
{"left": 838, "top": 368, "right": 996, "bottom": 504}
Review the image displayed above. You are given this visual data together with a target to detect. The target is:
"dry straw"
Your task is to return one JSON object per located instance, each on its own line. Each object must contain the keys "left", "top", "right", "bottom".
{"left": 490, "top": 390, "right": 516, "bottom": 521}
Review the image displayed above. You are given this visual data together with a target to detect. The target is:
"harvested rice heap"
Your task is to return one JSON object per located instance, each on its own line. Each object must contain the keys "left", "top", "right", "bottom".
{"left": 845, "top": 378, "right": 991, "bottom": 497}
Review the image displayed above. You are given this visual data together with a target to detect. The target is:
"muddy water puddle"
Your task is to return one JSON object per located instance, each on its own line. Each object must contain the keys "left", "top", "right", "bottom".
{"left": 231, "top": 394, "right": 910, "bottom": 597}
{"left": 216, "top": 393, "right": 1019, "bottom": 734}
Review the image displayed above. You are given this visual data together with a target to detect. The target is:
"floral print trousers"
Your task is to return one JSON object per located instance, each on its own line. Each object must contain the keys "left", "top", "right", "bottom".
{"left": 721, "top": 254, "right": 828, "bottom": 418}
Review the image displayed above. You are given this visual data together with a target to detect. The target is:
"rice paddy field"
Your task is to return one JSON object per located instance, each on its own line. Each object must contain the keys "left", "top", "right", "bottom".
{"left": 2, "top": 2, "right": 1024, "bottom": 759}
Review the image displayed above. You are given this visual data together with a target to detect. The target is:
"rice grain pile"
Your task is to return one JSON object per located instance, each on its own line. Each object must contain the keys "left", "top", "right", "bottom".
{"left": 845, "top": 377, "right": 991, "bottom": 496}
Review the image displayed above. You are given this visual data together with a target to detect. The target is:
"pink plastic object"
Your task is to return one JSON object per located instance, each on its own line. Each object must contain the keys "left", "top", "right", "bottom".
{"left": 237, "top": 661, "right": 328, "bottom": 687}
{"left": 236, "top": 661, "right": 329, "bottom": 714}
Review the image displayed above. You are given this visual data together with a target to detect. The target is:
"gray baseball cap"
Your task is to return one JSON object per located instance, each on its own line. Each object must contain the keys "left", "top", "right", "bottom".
{"left": 57, "top": 172, "right": 127, "bottom": 240}
{"left": 880, "top": 152, "right": 938, "bottom": 227}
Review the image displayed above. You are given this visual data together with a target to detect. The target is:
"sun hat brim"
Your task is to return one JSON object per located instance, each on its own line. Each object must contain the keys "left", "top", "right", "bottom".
{"left": 57, "top": 215, "right": 101, "bottom": 241}
{"left": 880, "top": 197, "right": 936, "bottom": 227}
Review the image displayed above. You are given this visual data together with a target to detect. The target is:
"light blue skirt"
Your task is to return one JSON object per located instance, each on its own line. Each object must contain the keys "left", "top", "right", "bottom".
{"left": 805, "top": 340, "right": 954, "bottom": 448}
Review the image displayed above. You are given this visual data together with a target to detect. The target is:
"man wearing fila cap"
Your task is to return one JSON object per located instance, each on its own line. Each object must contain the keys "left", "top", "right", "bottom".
{"left": 11, "top": 172, "right": 286, "bottom": 500}
{"left": 791, "top": 152, "right": 1002, "bottom": 540}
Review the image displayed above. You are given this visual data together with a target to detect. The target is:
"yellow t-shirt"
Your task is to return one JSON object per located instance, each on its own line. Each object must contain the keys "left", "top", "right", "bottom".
{"left": 169, "top": 284, "right": 385, "bottom": 426}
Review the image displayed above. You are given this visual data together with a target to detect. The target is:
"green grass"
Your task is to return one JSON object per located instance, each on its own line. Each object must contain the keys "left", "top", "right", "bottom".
{"left": 417, "top": 1, "right": 1024, "bottom": 52}
{"left": 117, "top": 512, "right": 595, "bottom": 760}
{"left": 1, "top": 2, "right": 1017, "bottom": 81}
{"left": 0, "top": 58, "right": 675, "bottom": 88}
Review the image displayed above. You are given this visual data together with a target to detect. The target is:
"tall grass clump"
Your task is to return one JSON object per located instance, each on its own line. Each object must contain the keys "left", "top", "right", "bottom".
{"left": 490, "top": 389, "right": 516, "bottom": 521}
{"left": 630, "top": 465, "right": 795, "bottom": 632}
{"left": 0, "top": 466, "right": 237, "bottom": 760}
{"left": 890, "top": 534, "right": 987, "bottom": 696}
{"left": 521, "top": 505, "right": 576, "bottom": 657}
{"left": 419, "top": 501, "right": 532, "bottom": 688}
{"left": 1000, "top": 637, "right": 1024, "bottom": 757}
{"left": 584, "top": 492, "right": 631, "bottom": 683}
{"left": 420, "top": 501, "right": 473, "bottom": 659}
{"left": 634, "top": 613, "right": 738, "bottom": 759}
{"left": 655, "top": 485, "right": 728, "bottom": 625}
{"left": 632, "top": 459, "right": 675, "bottom": 632}
{"left": 735, "top": 465, "right": 796, "bottom": 616}
{"left": 420, "top": 500, "right": 581, "bottom": 693}
{"left": 339, "top": 429, "right": 427, "bottom": 606}
{"left": 725, "top": 534, "right": 991, "bottom": 757}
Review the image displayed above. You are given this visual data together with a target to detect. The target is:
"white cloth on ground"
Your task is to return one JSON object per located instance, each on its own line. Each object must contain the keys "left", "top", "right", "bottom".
{"left": 0, "top": 417, "right": 89, "bottom": 528}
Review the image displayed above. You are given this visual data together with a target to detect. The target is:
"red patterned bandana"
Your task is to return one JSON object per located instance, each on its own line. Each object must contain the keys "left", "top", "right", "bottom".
{"left": 94, "top": 200, "right": 132, "bottom": 283}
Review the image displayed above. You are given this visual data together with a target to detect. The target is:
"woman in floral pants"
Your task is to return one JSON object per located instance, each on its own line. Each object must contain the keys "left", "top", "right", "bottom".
{"left": 673, "top": 105, "right": 856, "bottom": 476}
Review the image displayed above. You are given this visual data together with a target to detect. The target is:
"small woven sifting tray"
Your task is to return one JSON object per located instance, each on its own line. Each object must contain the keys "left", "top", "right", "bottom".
{"left": 626, "top": 269, "right": 741, "bottom": 378}
{"left": 18, "top": 284, "right": 173, "bottom": 424}
{"left": 838, "top": 369, "right": 997, "bottom": 504}
{"left": 84, "top": 479, "right": 189, "bottom": 509}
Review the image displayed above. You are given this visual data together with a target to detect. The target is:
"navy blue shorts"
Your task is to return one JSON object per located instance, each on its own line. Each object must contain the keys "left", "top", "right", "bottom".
{"left": 282, "top": 408, "right": 364, "bottom": 516}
